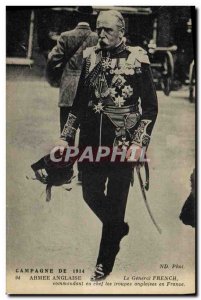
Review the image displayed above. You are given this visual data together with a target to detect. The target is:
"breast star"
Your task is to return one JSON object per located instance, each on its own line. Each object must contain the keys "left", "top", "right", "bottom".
{"left": 93, "top": 102, "right": 104, "bottom": 113}
{"left": 114, "top": 96, "right": 125, "bottom": 107}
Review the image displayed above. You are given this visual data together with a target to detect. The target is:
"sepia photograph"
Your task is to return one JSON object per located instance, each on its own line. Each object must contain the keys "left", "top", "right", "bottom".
{"left": 6, "top": 5, "right": 196, "bottom": 295}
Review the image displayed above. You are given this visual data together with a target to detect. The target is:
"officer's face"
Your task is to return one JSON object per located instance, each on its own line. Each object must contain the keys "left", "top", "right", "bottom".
{"left": 96, "top": 15, "right": 124, "bottom": 50}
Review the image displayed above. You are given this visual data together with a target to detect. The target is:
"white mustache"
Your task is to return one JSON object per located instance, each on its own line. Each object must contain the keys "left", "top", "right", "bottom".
{"left": 99, "top": 38, "right": 109, "bottom": 45}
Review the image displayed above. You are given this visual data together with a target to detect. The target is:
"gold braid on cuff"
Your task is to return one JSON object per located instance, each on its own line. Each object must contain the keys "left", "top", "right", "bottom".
{"left": 132, "top": 119, "right": 151, "bottom": 148}
{"left": 60, "top": 113, "right": 77, "bottom": 141}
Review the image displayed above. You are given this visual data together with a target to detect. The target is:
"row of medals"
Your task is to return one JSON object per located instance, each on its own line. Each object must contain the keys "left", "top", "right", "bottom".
{"left": 102, "top": 57, "right": 135, "bottom": 75}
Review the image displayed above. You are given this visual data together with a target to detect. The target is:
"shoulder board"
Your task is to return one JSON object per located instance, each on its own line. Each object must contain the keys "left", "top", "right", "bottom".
{"left": 83, "top": 46, "right": 98, "bottom": 58}
{"left": 127, "top": 46, "right": 150, "bottom": 64}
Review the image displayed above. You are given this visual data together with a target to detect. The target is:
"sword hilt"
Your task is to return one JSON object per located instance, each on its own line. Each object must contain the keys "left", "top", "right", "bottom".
{"left": 135, "top": 160, "right": 149, "bottom": 191}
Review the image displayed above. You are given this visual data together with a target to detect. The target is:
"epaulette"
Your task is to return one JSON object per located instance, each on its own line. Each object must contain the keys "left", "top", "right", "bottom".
{"left": 83, "top": 46, "right": 98, "bottom": 58}
{"left": 127, "top": 46, "right": 150, "bottom": 65}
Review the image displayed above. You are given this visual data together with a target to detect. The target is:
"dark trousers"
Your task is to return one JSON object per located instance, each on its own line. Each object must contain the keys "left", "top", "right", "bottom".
{"left": 82, "top": 162, "right": 132, "bottom": 273}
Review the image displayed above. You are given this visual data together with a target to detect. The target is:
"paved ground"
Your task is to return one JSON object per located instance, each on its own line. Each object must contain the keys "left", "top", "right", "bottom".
{"left": 6, "top": 68, "right": 195, "bottom": 294}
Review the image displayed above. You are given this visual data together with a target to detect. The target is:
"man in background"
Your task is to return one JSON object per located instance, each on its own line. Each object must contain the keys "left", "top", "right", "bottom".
{"left": 46, "top": 6, "right": 98, "bottom": 181}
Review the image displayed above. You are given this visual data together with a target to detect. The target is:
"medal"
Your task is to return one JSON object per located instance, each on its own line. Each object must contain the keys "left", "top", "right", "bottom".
{"left": 118, "top": 136, "right": 130, "bottom": 150}
{"left": 93, "top": 102, "right": 104, "bottom": 113}
{"left": 114, "top": 96, "right": 125, "bottom": 107}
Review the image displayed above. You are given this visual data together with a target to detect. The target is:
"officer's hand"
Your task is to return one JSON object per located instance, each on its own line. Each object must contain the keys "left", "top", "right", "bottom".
{"left": 126, "top": 144, "right": 143, "bottom": 162}
{"left": 54, "top": 139, "right": 69, "bottom": 148}
{"left": 54, "top": 139, "right": 69, "bottom": 155}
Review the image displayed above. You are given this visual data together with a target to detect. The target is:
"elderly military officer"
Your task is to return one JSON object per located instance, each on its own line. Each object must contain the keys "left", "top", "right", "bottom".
{"left": 59, "top": 10, "right": 158, "bottom": 281}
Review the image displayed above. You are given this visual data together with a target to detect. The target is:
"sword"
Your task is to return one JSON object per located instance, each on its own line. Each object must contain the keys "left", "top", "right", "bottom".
{"left": 136, "top": 163, "right": 162, "bottom": 234}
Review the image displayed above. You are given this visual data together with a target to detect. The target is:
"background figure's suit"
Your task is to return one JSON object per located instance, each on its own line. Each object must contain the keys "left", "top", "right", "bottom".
{"left": 46, "top": 23, "right": 98, "bottom": 131}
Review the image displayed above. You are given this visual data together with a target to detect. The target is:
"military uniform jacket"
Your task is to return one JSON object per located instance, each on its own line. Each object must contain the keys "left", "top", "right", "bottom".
{"left": 66, "top": 42, "right": 158, "bottom": 149}
{"left": 46, "top": 23, "right": 98, "bottom": 107}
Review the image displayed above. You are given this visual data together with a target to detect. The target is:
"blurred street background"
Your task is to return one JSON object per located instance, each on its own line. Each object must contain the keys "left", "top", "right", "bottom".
{"left": 6, "top": 6, "right": 195, "bottom": 293}
{"left": 6, "top": 6, "right": 196, "bottom": 98}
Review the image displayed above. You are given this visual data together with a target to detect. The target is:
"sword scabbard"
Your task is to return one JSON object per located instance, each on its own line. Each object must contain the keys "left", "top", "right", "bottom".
{"left": 136, "top": 165, "right": 162, "bottom": 234}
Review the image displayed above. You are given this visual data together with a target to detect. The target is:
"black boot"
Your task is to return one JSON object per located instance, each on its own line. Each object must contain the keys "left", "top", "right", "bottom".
{"left": 90, "top": 222, "right": 129, "bottom": 281}
{"left": 90, "top": 263, "right": 109, "bottom": 281}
